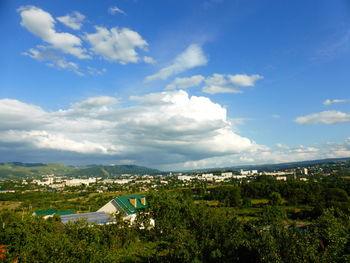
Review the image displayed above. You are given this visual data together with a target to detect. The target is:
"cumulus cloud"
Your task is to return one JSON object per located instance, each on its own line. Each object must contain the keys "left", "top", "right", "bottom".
{"left": 295, "top": 110, "right": 350, "bottom": 125}
{"left": 145, "top": 44, "right": 208, "bottom": 82}
{"left": 57, "top": 11, "right": 85, "bottom": 30}
{"left": 0, "top": 91, "right": 258, "bottom": 167}
{"left": 23, "top": 46, "right": 83, "bottom": 75}
{"left": 323, "top": 99, "right": 348, "bottom": 106}
{"left": 165, "top": 75, "right": 205, "bottom": 90}
{"left": 18, "top": 6, "right": 89, "bottom": 59}
{"left": 108, "top": 6, "right": 127, "bottom": 16}
{"left": 202, "top": 73, "right": 263, "bottom": 94}
{"left": 85, "top": 26, "right": 149, "bottom": 64}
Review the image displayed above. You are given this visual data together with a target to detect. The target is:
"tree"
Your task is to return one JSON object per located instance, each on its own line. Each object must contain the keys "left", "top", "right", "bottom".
{"left": 269, "top": 192, "right": 283, "bottom": 206}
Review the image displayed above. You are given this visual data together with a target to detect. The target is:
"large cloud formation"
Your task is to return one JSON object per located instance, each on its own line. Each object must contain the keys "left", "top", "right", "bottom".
{"left": 0, "top": 91, "right": 259, "bottom": 168}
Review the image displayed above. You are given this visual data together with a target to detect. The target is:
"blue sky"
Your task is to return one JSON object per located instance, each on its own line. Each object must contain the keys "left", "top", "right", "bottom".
{"left": 0, "top": 0, "right": 349, "bottom": 170}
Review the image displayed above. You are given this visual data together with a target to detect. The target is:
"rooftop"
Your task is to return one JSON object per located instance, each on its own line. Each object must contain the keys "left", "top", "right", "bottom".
{"left": 113, "top": 195, "right": 148, "bottom": 215}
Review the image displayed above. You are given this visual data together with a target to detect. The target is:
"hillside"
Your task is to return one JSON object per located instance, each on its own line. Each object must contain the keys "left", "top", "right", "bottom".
{"left": 0, "top": 162, "right": 162, "bottom": 180}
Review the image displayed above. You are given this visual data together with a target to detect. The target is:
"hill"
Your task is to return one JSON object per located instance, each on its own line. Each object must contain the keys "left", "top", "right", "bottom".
{"left": 0, "top": 162, "right": 162, "bottom": 180}
{"left": 66, "top": 164, "right": 162, "bottom": 177}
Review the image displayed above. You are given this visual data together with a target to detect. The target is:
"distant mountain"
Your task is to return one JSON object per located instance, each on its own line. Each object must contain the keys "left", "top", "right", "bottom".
{"left": 183, "top": 157, "right": 350, "bottom": 173}
{"left": 0, "top": 162, "right": 163, "bottom": 180}
{"left": 67, "top": 165, "right": 162, "bottom": 177}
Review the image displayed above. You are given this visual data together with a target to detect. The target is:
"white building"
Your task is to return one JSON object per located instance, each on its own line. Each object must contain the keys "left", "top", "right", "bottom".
{"left": 65, "top": 178, "right": 96, "bottom": 187}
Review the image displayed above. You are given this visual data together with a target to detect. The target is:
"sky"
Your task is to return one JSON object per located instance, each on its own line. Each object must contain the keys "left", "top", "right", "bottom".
{"left": 0, "top": 0, "right": 349, "bottom": 170}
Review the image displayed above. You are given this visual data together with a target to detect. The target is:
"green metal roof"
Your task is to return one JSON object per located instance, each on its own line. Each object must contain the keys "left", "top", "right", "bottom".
{"left": 113, "top": 195, "right": 148, "bottom": 215}
{"left": 34, "top": 209, "right": 76, "bottom": 216}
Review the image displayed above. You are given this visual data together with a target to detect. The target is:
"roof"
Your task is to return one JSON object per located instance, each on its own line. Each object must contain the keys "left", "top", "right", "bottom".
{"left": 34, "top": 209, "right": 76, "bottom": 216}
{"left": 60, "top": 212, "right": 114, "bottom": 225}
{"left": 113, "top": 195, "right": 148, "bottom": 215}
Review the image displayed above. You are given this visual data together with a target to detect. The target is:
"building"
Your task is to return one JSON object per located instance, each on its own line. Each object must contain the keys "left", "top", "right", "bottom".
{"left": 65, "top": 178, "right": 96, "bottom": 187}
{"left": 303, "top": 168, "right": 308, "bottom": 175}
{"left": 35, "top": 195, "right": 152, "bottom": 226}
{"left": 98, "top": 195, "right": 151, "bottom": 224}
{"left": 98, "top": 195, "right": 148, "bottom": 215}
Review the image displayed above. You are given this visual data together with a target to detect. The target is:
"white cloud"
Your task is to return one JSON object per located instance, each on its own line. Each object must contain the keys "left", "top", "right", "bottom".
{"left": 202, "top": 73, "right": 263, "bottom": 94}
{"left": 143, "top": 56, "right": 156, "bottom": 64}
{"left": 165, "top": 75, "right": 205, "bottom": 90}
{"left": 108, "top": 6, "right": 127, "bottom": 16}
{"left": 295, "top": 110, "right": 350, "bottom": 125}
{"left": 203, "top": 74, "right": 237, "bottom": 94}
{"left": 323, "top": 99, "right": 348, "bottom": 106}
{"left": 145, "top": 44, "right": 208, "bottom": 82}
{"left": 0, "top": 91, "right": 258, "bottom": 167}
{"left": 18, "top": 6, "right": 89, "bottom": 59}
{"left": 57, "top": 11, "right": 85, "bottom": 30}
{"left": 23, "top": 46, "right": 83, "bottom": 75}
{"left": 85, "top": 26, "right": 148, "bottom": 64}
{"left": 229, "top": 74, "right": 263, "bottom": 87}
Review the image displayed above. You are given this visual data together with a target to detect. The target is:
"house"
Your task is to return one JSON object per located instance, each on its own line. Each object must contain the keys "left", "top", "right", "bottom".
{"left": 98, "top": 195, "right": 150, "bottom": 224}
{"left": 34, "top": 195, "right": 152, "bottom": 226}
{"left": 98, "top": 195, "right": 148, "bottom": 215}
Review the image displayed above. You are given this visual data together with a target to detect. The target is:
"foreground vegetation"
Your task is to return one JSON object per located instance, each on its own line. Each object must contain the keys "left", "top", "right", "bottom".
{"left": 1, "top": 176, "right": 350, "bottom": 262}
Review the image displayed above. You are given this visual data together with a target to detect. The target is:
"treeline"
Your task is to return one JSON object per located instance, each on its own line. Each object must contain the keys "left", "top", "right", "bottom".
{"left": 1, "top": 188, "right": 350, "bottom": 262}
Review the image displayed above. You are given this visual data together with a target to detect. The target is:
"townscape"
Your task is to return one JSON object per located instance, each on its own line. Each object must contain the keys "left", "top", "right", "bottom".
{"left": 1, "top": 159, "right": 350, "bottom": 261}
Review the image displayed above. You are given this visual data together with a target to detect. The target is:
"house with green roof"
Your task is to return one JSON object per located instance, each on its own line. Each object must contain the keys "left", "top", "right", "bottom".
{"left": 97, "top": 195, "right": 148, "bottom": 216}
